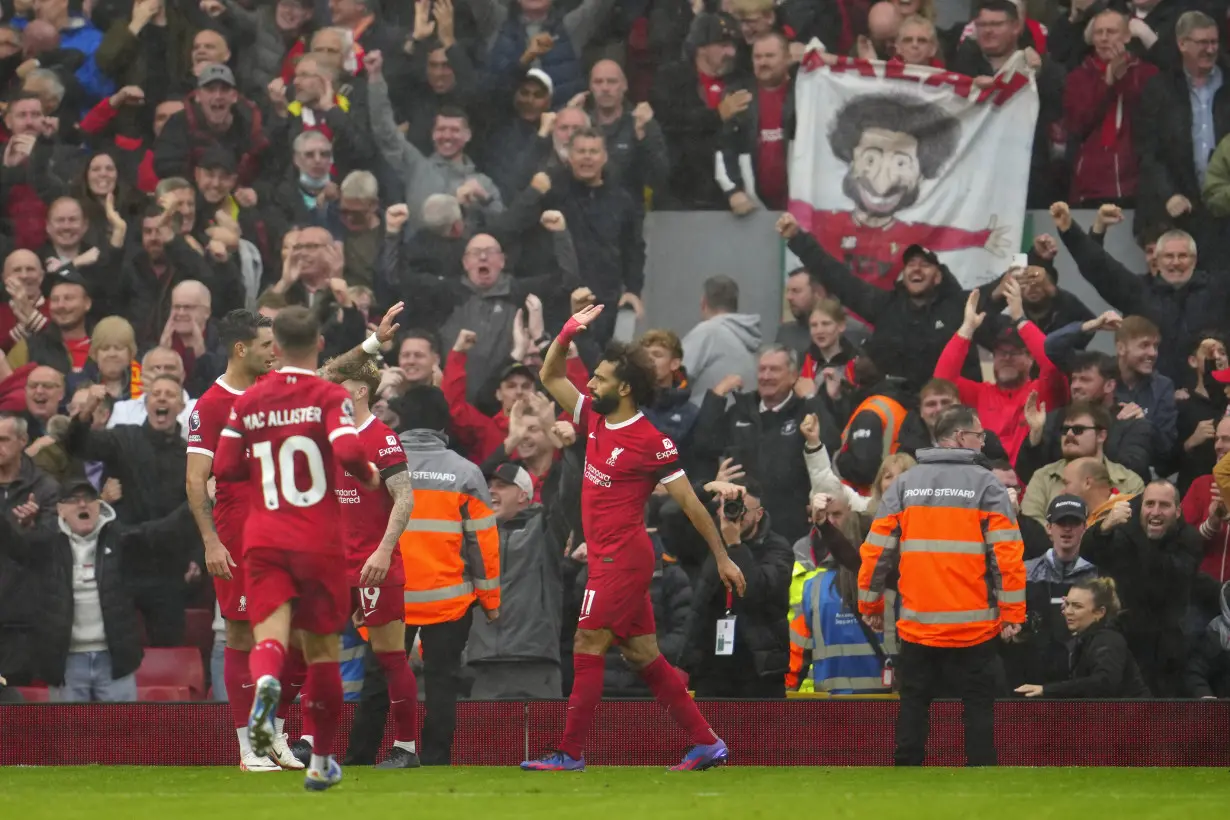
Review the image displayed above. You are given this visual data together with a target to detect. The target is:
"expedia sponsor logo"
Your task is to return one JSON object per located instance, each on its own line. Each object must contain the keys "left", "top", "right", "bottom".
{"left": 378, "top": 447, "right": 401, "bottom": 457}
{"left": 584, "top": 463, "right": 612, "bottom": 488}
{"left": 903, "top": 488, "right": 976, "bottom": 499}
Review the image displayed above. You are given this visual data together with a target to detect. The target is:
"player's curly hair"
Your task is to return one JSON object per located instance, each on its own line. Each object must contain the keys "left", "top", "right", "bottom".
{"left": 828, "top": 94, "right": 960, "bottom": 179}
{"left": 329, "top": 357, "right": 381, "bottom": 398}
{"left": 603, "top": 341, "right": 656, "bottom": 408}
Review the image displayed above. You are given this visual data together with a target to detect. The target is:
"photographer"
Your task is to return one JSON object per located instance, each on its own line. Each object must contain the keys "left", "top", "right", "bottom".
{"left": 683, "top": 478, "right": 792, "bottom": 698}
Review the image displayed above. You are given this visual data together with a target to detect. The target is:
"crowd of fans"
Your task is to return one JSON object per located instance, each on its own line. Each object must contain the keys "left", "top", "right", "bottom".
{"left": 0, "top": 0, "right": 1228, "bottom": 720}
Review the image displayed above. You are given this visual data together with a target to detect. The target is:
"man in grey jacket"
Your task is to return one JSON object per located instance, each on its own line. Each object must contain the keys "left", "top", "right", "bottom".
{"left": 466, "top": 462, "right": 562, "bottom": 698}
{"left": 366, "top": 49, "right": 503, "bottom": 234}
{"left": 681, "top": 275, "right": 762, "bottom": 406}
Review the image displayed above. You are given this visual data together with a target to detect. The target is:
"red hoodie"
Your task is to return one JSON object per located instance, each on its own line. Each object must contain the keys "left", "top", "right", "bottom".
{"left": 1182, "top": 474, "right": 1230, "bottom": 583}
{"left": 934, "top": 319, "right": 1068, "bottom": 463}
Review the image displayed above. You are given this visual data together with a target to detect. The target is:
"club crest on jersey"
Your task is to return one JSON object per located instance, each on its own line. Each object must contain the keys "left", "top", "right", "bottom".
{"left": 656, "top": 437, "right": 678, "bottom": 460}
{"left": 189, "top": 410, "right": 201, "bottom": 432}
{"left": 340, "top": 397, "right": 356, "bottom": 426}
{"left": 606, "top": 447, "right": 624, "bottom": 466}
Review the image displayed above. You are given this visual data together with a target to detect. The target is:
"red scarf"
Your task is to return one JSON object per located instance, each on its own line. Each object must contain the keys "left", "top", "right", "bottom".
{"left": 1090, "top": 56, "right": 1131, "bottom": 147}
{"left": 281, "top": 37, "right": 308, "bottom": 85}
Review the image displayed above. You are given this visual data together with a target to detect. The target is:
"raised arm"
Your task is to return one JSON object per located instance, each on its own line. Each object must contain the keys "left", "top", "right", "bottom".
{"left": 539, "top": 304, "right": 603, "bottom": 418}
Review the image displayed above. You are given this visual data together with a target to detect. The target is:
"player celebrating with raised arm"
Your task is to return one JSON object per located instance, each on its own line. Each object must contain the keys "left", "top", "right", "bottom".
{"left": 322, "top": 352, "right": 421, "bottom": 769}
{"left": 213, "top": 306, "right": 380, "bottom": 792}
{"left": 522, "top": 304, "right": 746, "bottom": 773}
{"left": 185, "top": 309, "right": 289, "bottom": 771}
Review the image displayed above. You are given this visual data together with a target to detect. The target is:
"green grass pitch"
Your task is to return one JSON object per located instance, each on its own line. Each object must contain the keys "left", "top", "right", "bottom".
{"left": 2, "top": 766, "right": 1228, "bottom": 819}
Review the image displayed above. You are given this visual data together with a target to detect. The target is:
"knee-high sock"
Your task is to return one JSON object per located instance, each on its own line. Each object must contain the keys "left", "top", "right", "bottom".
{"left": 559, "top": 653, "right": 605, "bottom": 760}
{"left": 376, "top": 651, "right": 418, "bottom": 744}
{"left": 302, "top": 662, "right": 343, "bottom": 757}
{"left": 276, "top": 646, "right": 308, "bottom": 720}
{"left": 639, "top": 655, "right": 717, "bottom": 746}
{"left": 223, "top": 647, "right": 253, "bottom": 730}
{"left": 249, "top": 639, "right": 286, "bottom": 685}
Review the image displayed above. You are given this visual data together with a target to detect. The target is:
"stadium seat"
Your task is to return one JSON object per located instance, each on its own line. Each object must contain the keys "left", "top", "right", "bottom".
{"left": 136, "top": 647, "right": 205, "bottom": 699}
{"left": 14, "top": 686, "right": 49, "bottom": 702}
{"left": 183, "top": 608, "right": 215, "bottom": 664}
{"left": 137, "top": 685, "right": 192, "bottom": 702}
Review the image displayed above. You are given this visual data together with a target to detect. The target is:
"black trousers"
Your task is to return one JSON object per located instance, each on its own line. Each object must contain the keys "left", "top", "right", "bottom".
{"left": 894, "top": 638, "right": 998, "bottom": 767}
{"left": 128, "top": 577, "right": 185, "bottom": 647}
{"left": 344, "top": 607, "right": 474, "bottom": 766}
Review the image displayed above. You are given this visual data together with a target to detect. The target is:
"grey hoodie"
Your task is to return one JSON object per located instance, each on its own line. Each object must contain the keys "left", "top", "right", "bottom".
{"left": 681, "top": 312, "right": 763, "bottom": 406}
{"left": 63, "top": 501, "right": 117, "bottom": 654}
{"left": 368, "top": 75, "right": 503, "bottom": 233}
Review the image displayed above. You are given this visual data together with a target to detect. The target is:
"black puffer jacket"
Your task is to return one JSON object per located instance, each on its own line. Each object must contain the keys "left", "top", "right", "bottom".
{"left": 1185, "top": 581, "right": 1230, "bottom": 698}
{"left": 577, "top": 546, "right": 693, "bottom": 695}
{"left": 1079, "top": 496, "right": 1202, "bottom": 696}
{"left": 684, "top": 512, "right": 793, "bottom": 690}
{"left": 64, "top": 417, "right": 198, "bottom": 578}
{"left": 0, "top": 503, "right": 192, "bottom": 686}
{"left": 786, "top": 229, "right": 999, "bottom": 391}
{"left": 1041, "top": 620, "right": 1151, "bottom": 698}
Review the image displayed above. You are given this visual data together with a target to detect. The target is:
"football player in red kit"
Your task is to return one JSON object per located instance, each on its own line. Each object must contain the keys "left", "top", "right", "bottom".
{"left": 214, "top": 306, "right": 379, "bottom": 792}
{"left": 186, "top": 309, "right": 287, "bottom": 771}
{"left": 323, "top": 356, "right": 420, "bottom": 768}
{"left": 522, "top": 304, "right": 747, "bottom": 772}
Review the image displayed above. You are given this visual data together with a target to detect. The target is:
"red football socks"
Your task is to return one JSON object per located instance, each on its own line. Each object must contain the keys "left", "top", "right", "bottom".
{"left": 376, "top": 651, "right": 418, "bottom": 744}
{"left": 249, "top": 639, "right": 286, "bottom": 684}
{"left": 277, "top": 646, "right": 308, "bottom": 720}
{"left": 303, "top": 662, "right": 343, "bottom": 756}
{"left": 559, "top": 652, "right": 606, "bottom": 759}
{"left": 223, "top": 647, "right": 253, "bottom": 729}
{"left": 640, "top": 655, "right": 717, "bottom": 746}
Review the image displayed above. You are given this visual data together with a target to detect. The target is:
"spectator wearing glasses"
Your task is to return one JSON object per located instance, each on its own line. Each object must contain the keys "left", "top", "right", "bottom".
{"left": 1021, "top": 402, "right": 1145, "bottom": 526}
{"left": 335, "top": 170, "right": 383, "bottom": 290}
{"left": 274, "top": 131, "right": 342, "bottom": 237}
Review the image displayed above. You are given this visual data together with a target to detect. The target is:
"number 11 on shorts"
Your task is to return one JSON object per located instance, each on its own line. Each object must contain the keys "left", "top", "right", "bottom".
{"left": 580, "top": 588, "right": 596, "bottom": 621}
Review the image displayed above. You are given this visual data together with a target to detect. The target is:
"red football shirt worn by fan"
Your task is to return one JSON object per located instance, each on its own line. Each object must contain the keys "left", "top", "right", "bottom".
{"left": 214, "top": 367, "right": 373, "bottom": 551}
{"left": 337, "top": 414, "right": 408, "bottom": 586}
{"left": 572, "top": 395, "right": 684, "bottom": 573}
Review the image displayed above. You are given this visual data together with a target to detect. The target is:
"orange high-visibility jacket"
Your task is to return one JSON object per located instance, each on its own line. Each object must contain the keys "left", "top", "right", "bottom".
{"left": 857, "top": 447, "right": 1025, "bottom": 648}
{"left": 398, "top": 430, "right": 500, "bottom": 625}
{"left": 838, "top": 394, "right": 906, "bottom": 495}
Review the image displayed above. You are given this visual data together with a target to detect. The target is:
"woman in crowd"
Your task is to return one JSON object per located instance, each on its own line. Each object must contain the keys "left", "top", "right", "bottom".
{"left": 71, "top": 150, "right": 145, "bottom": 250}
{"left": 1015, "top": 578, "right": 1150, "bottom": 698}
{"left": 73, "top": 316, "right": 141, "bottom": 400}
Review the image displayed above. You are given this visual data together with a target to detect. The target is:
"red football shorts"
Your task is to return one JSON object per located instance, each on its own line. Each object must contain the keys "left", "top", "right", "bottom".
{"left": 579, "top": 567, "right": 655, "bottom": 640}
{"left": 213, "top": 514, "right": 247, "bottom": 621}
{"left": 350, "top": 585, "right": 404, "bottom": 628}
{"left": 245, "top": 547, "right": 349, "bottom": 635}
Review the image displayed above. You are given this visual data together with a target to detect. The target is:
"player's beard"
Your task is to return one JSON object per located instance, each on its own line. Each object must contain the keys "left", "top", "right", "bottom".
{"left": 590, "top": 391, "right": 621, "bottom": 416}
{"left": 843, "top": 171, "right": 920, "bottom": 217}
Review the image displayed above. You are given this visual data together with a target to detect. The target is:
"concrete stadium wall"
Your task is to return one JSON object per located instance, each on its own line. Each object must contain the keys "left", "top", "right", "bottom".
{"left": 638, "top": 209, "right": 1146, "bottom": 359}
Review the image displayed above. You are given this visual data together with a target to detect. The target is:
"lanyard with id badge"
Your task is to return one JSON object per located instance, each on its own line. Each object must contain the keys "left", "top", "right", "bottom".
{"left": 715, "top": 590, "right": 736, "bottom": 656}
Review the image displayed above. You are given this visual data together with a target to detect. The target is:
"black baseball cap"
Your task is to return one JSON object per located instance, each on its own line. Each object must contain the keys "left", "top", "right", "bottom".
{"left": 688, "top": 12, "right": 739, "bottom": 49}
{"left": 903, "top": 244, "right": 940, "bottom": 267}
{"left": 992, "top": 325, "right": 1027, "bottom": 351}
{"left": 59, "top": 478, "right": 99, "bottom": 502}
{"left": 499, "top": 362, "right": 535, "bottom": 384}
{"left": 1046, "top": 494, "right": 1087, "bottom": 523}
{"left": 486, "top": 461, "right": 534, "bottom": 497}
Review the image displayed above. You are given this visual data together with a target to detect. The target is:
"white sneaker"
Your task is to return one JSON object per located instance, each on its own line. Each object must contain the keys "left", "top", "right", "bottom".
{"left": 240, "top": 751, "right": 281, "bottom": 772}
{"left": 269, "top": 733, "right": 306, "bottom": 769}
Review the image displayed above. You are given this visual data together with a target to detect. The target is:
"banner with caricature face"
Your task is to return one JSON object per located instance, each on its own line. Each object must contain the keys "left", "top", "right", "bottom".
{"left": 787, "top": 51, "right": 1039, "bottom": 288}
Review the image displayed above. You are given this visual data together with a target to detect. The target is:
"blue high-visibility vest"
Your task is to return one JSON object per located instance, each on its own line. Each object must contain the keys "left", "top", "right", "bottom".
{"left": 340, "top": 625, "right": 367, "bottom": 702}
{"left": 800, "top": 571, "right": 897, "bottom": 694}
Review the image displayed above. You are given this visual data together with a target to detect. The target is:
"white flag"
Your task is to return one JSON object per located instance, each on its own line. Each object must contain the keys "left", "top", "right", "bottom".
{"left": 787, "top": 52, "right": 1039, "bottom": 288}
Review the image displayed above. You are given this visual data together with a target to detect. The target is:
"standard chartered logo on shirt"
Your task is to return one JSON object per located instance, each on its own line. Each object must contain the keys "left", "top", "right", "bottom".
{"left": 903, "top": 487, "right": 975, "bottom": 500}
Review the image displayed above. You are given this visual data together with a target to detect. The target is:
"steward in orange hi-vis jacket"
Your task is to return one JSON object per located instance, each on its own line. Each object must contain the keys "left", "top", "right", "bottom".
{"left": 858, "top": 405, "right": 1025, "bottom": 767}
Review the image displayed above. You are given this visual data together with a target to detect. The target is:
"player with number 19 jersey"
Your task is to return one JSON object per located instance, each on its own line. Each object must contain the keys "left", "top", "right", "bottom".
{"left": 214, "top": 366, "right": 375, "bottom": 633}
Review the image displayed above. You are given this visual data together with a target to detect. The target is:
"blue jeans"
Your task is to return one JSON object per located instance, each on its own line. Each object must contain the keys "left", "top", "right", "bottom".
{"left": 210, "top": 634, "right": 228, "bottom": 701}
{"left": 48, "top": 651, "right": 137, "bottom": 703}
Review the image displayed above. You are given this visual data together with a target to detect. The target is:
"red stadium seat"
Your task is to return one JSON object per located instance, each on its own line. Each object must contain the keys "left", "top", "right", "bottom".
{"left": 136, "top": 647, "right": 206, "bottom": 699}
{"left": 14, "top": 686, "right": 49, "bottom": 702}
{"left": 137, "top": 685, "right": 192, "bottom": 702}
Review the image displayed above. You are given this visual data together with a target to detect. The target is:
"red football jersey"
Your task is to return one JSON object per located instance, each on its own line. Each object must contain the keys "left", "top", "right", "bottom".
{"left": 337, "top": 414, "right": 408, "bottom": 585}
{"left": 215, "top": 366, "right": 372, "bottom": 554}
{"left": 186, "top": 377, "right": 250, "bottom": 543}
{"left": 573, "top": 396, "right": 685, "bottom": 572}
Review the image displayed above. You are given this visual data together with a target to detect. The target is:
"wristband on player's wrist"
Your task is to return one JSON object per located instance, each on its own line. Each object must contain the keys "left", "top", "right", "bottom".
{"left": 361, "top": 333, "right": 382, "bottom": 355}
